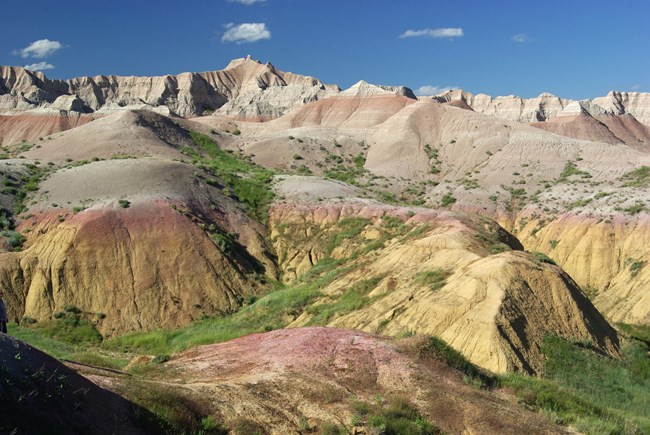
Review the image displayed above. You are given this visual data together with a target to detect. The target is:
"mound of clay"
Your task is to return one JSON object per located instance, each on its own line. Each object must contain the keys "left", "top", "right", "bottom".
{"left": 20, "top": 110, "right": 196, "bottom": 162}
{"left": 0, "top": 112, "right": 95, "bottom": 147}
{"left": 0, "top": 159, "right": 274, "bottom": 335}
{"left": 161, "top": 327, "right": 564, "bottom": 433}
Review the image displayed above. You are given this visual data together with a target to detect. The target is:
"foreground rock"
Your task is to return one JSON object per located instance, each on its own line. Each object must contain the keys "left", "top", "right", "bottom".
{"left": 0, "top": 334, "right": 153, "bottom": 434}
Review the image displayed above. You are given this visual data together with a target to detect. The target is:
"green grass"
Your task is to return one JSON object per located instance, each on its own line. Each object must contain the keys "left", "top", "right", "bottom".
{"left": 560, "top": 161, "right": 591, "bottom": 180}
{"left": 325, "top": 217, "right": 371, "bottom": 254}
{"left": 500, "top": 335, "right": 650, "bottom": 434}
{"left": 185, "top": 131, "right": 275, "bottom": 222}
{"left": 350, "top": 395, "right": 439, "bottom": 434}
{"left": 620, "top": 166, "right": 650, "bottom": 187}
{"left": 11, "top": 325, "right": 81, "bottom": 360}
{"left": 306, "top": 276, "right": 382, "bottom": 325}
{"left": 104, "top": 259, "right": 353, "bottom": 355}
{"left": 413, "top": 269, "right": 449, "bottom": 291}
{"left": 617, "top": 323, "right": 650, "bottom": 343}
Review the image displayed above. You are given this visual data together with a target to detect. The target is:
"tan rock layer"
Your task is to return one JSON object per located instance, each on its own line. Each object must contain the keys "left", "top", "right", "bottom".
{"left": 436, "top": 89, "right": 650, "bottom": 127}
{"left": 0, "top": 203, "right": 263, "bottom": 336}
{"left": 270, "top": 203, "right": 619, "bottom": 374}
{"left": 510, "top": 212, "right": 650, "bottom": 325}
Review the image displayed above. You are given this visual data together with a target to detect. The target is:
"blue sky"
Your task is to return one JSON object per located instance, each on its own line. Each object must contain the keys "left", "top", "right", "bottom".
{"left": 1, "top": 0, "right": 648, "bottom": 99}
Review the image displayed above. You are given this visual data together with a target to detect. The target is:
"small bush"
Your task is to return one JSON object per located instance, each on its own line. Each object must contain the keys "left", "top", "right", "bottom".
{"left": 418, "top": 336, "right": 495, "bottom": 388}
{"left": 152, "top": 354, "right": 171, "bottom": 364}
{"left": 118, "top": 199, "right": 131, "bottom": 208}
{"left": 440, "top": 194, "right": 456, "bottom": 207}
{"left": 532, "top": 251, "right": 557, "bottom": 265}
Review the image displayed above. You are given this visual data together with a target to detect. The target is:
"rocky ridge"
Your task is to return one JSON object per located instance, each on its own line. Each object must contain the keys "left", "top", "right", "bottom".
{"left": 0, "top": 56, "right": 337, "bottom": 118}
{"left": 267, "top": 191, "right": 620, "bottom": 374}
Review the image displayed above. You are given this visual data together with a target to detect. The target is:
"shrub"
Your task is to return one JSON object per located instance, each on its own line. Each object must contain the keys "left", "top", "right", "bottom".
{"left": 152, "top": 354, "right": 171, "bottom": 364}
{"left": 118, "top": 199, "right": 131, "bottom": 208}
{"left": 1, "top": 230, "right": 25, "bottom": 250}
{"left": 440, "top": 194, "right": 456, "bottom": 207}
{"left": 418, "top": 336, "right": 495, "bottom": 388}
{"left": 532, "top": 251, "right": 557, "bottom": 265}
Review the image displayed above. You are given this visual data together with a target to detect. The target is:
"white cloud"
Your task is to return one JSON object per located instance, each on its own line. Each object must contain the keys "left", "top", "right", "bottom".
{"left": 221, "top": 23, "right": 271, "bottom": 44}
{"left": 414, "top": 85, "right": 456, "bottom": 97}
{"left": 15, "top": 39, "right": 63, "bottom": 58}
{"left": 399, "top": 28, "right": 464, "bottom": 39}
{"left": 24, "top": 62, "right": 55, "bottom": 71}
{"left": 631, "top": 84, "right": 642, "bottom": 90}
{"left": 512, "top": 34, "right": 530, "bottom": 43}
{"left": 227, "top": 0, "right": 265, "bottom": 4}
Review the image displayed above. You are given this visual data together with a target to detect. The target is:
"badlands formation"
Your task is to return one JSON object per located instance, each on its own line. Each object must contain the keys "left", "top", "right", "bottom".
{"left": 1, "top": 57, "right": 649, "bottom": 432}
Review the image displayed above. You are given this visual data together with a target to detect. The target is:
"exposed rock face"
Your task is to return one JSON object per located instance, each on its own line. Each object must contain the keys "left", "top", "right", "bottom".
{"left": 531, "top": 100, "right": 650, "bottom": 145}
{"left": 0, "top": 334, "right": 152, "bottom": 434}
{"left": 268, "top": 201, "right": 620, "bottom": 374}
{"left": 435, "top": 89, "right": 569, "bottom": 122}
{"left": 511, "top": 213, "right": 650, "bottom": 325}
{"left": 594, "top": 91, "right": 650, "bottom": 126}
{"left": 436, "top": 88, "right": 650, "bottom": 128}
{"left": 0, "top": 112, "right": 96, "bottom": 146}
{"left": 160, "top": 327, "right": 566, "bottom": 433}
{"left": 0, "top": 57, "right": 336, "bottom": 120}
{"left": 0, "top": 159, "right": 274, "bottom": 335}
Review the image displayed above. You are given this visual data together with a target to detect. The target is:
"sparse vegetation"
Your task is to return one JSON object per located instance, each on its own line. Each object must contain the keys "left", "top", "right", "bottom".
{"left": 620, "top": 166, "right": 650, "bottom": 187}
{"left": 532, "top": 251, "right": 557, "bottom": 265}
{"left": 440, "top": 194, "right": 456, "bottom": 207}
{"left": 350, "top": 395, "right": 439, "bottom": 434}
{"left": 559, "top": 161, "right": 591, "bottom": 181}
{"left": 185, "top": 131, "right": 275, "bottom": 222}
{"left": 413, "top": 269, "right": 449, "bottom": 291}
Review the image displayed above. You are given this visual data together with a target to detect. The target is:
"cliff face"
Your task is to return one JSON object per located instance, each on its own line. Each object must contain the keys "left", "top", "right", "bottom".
{"left": 436, "top": 89, "right": 650, "bottom": 127}
{"left": 0, "top": 56, "right": 336, "bottom": 118}
{"left": 509, "top": 213, "right": 650, "bottom": 325}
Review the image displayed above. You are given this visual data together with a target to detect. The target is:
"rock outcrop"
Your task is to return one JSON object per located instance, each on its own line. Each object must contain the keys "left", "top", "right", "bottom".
{"left": 511, "top": 213, "right": 650, "bottom": 325}
{"left": 531, "top": 100, "right": 650, "bottom": 145}
{"left": 0, "top": 56, "right": 337, "bottom": 120}
{"left": 268, "top": 200, "right": 620, "bottom": 374}
{"left": 0, "top": 334, "right": 153, "bottom": 434}
{"left": 436, "top": 88, "right": 650, "bottom": 128}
